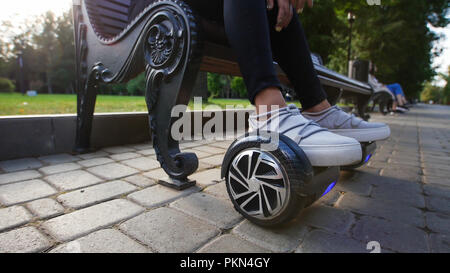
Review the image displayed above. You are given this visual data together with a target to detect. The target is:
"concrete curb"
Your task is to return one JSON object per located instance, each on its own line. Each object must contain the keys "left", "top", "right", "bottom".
{"left": 0, "top": 110, "right": 252, "bottom": 161}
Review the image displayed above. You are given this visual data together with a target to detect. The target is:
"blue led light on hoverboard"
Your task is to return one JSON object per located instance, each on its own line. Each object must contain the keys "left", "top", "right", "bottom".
{"left": 321, "top": 181, "right": 337, "bottom": 197}
{"left": 364, "top": 154, "right": 373, "bottom": 163}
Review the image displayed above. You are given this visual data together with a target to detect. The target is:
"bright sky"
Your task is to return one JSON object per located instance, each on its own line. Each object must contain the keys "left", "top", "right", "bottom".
{"left": 0, "top": 0, "right": 72, "bottom": 23}
{"left": 0, "top": 0, "right": 449, "bottom": 86}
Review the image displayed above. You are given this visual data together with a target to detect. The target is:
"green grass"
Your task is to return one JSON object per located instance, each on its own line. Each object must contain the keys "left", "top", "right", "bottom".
{"left": 0, "top": 93, "right": 149, "bottom": 116}
{"left": 0, "top": 93, "right": 354, "bottom": 116}
{"left": 0, "top": 93, "right": 274, "bottom": 116}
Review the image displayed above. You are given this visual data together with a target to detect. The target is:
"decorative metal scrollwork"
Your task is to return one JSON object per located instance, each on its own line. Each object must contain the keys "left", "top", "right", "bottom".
{"left": 144, "top": 9, "right": 186, "bottom": 80}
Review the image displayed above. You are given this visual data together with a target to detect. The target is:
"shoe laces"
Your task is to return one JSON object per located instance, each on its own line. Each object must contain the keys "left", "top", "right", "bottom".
{"left": 315, "top": 106, "right": 363, "bottom": 128}
{"left": 255, "top": 105, "right": 327, "bottom": 142}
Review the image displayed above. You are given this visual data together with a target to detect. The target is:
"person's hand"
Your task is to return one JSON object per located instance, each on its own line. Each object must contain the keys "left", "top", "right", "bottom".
{"left": 267, "top": 0, "right": 314, "bottom": 32}
{"left": 291, "top": 0, "right": 314, "bottom": 14}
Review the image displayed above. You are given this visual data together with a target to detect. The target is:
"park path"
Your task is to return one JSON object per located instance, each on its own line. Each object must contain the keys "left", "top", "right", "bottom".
{"left": 0, "top": 103, "right": 449, "bottom": 253}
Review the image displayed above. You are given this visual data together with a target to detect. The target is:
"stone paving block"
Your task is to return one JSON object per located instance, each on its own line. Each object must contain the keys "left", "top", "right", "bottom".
{"left": 370, "top": 181, "right": 425, "bottom": 208}
{"left": 204, "top": 182, "right": 229, "bottom": 200}
{"left": 349, "top": 169, "right": 383, "bottom": 187}
{"left": 128, "top": 185, "right": 199, "bottom": 208}
{"left": 426, "top": 195, "right": 450, "bottom": 215}
{"left": 45, "top": 170, "right": 103, "bottom": 191}
{"left": 77, "top": 157, "right": 114, "bottom": 168}
{"left": 39, "top": 163, "right": 81, "bottom": 175}
{"left": 366, "top": 161, "right": 389, "bottom": 169}
{"left": 57, "top": 180, "right": 137, "bottom": 209}
{"left": 193, "top": 145, "right": 226, "bottom": 155}
{"left": 87, "top": 163, "right": 139, "bottom": 180}
{"left": 183, "top": 149, "right": 213, "bottom": 159}
{"left": 131, "top": 143, "right": 153, "bottom": 150}
{"left": 421, "top": 154, "right": 450, "bottom": 164}
{"left": 297, "top": 205, "right": 355, "bottom": 234}
{"left": 338, "top": 193, "right": 425, "bottom": 228}
{"left": 423, "top": 184, "right": 450, "bottom": 200}
{"left": 0, "top": 158, "right": 42, "bottom": 173}
{"left": 208, "top": 141, "right": 232, "bottom": 150}
{"left": 180, "top": 141, "right": 203, "bottom": 149}
{"left": 423, "top": 167, "right": 450, "bottom": 179}
{"left": 50, "top": 229, "right": 150, "bottom": 253}
{"left": 0, "top": 206, "right": 32, "bottom": 232}
{"left": 380, "top": 166, "right": 421, "bottom": 182}
{"left": 232, "top": 220, "right": 308, "bottom": 253}
{"left": 103, "top": 146, "right": 135, "bottom": 154}
{"left": 38, "top": 154, "right": 79, "bottom": 164}
{"left": 0, "top": 170, "right": 41, "bottom": 186}
{"left": 26, "top": 198, "right": 64, "bottom": 220}
{"left": 120, "top": 207, "right": 220, "bottom": 253}
{"left": 422, "top": 162, "right": 450, "bottom": 173}
{"left": 190, "top": 168, "right": 223, "bottom": 188}
{"left": 387, "top": 158, "right": 421, "bottom": 168}
{"left": 369, "top": 154, "right": 390, "bottom": 163}
{"left": 198, "top": 161, "right": 216, "bottom": 171}
{"left": 199, "top": 154, "right": 225, "bottom": 168}
{"left": 0, "top": 179, "right": 57, "bottom": 206}
{"left": 351, "top": 216, "right": 428, "bottom": 253}
{"left": 42, "top": 199, "right": 144, "bottom": 242}
{"left": 143, "top": 168, "right": 169, "bottom": 182}
{"left": 77, "top": 151, "right": 110, "bottom": 160}
{"left": 424, "top": 176, "right": 450, "bottom": 187}
{"left": 137, "top": 148, "right": 156, "bottom": 156}
{"left": 124, "top": 174, "right": 156, "bottom": 188}
{"left": 426, "top": 212, "right": 450, "bottom": 235}
{"left": 170, "top": 193, "right": 242, "bottom": 229}
{"left": 319, "top": 190, "right": 343, "bottom": 207}
{"left": 296, "top": 230, "right": 367, "bottom": 253}
{"left": 0, "top": 227, "right": 51, "bottom": 253}
{"left": 335, "top": 179, "right": 372, "bottom": 196}
{"left": 110, "top": 152, "right": 141, "bottom": 161}
{"left": 121, "top": 157, "right": 160, "bottom": 171}
{"left": 198, "top": 234, "right": 270, "bottom": 253}
{"left": 429, "top": 234, "right": 450, "bottom": 253}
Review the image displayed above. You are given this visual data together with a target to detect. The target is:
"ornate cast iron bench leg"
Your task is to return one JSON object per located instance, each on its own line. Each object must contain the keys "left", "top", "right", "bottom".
{"left": 143, "top": 1, "right": 203, "bottom": 190}
{"left": 73, "top": 0, "right": 203, "bottom": 190}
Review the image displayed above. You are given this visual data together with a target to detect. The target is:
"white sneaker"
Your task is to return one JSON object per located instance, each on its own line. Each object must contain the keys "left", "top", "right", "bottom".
{"left": 303, "top": 106, "right": 391, "bottom": 143}
{"left": 249, "top": 105, "right": 362, "bottom": 167}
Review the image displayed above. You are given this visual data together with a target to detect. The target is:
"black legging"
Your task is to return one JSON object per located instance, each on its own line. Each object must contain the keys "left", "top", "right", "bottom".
{"left": 187, "top": 0, "right": 327, "bottom": 108}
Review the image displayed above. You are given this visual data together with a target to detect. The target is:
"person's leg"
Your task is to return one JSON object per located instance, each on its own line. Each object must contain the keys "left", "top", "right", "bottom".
{"left": 265, "top": 6, "right": 329, "bottom": 112}
{"left": 223, "top": 0, "right": 286, "bottom": 113}
{"left": 262, "top": 6, "right": 390, "bottom": 142}
{"left": 387, "top": 83, "right": 407, "bottom": 112}
{"left": 223, "top": 0, "right": 362, "bottom": 167}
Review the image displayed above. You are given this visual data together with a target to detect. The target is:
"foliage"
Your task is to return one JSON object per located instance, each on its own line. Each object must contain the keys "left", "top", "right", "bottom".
{"left": 301, "top": 0, "right": 450, "bottom": 98}
{"left": 126, "top": 73, "right": 146, "bottom": 96}
{"left": 0, "top": 77, "right": 15, "bottom": 93}
{"left": 0, "top": 0, "right": 449, "bottom": 101}
{"left": 420, "top": 82, "right": 443, "bottom": 103}
{"left": 439, "top": 66, "right": 450, "bottom": 105}
{"left": 207, "top": 73, "right": 224, "bottom": 99}
{"left": 230, "top": 77, "right": 247, "bottom": 98}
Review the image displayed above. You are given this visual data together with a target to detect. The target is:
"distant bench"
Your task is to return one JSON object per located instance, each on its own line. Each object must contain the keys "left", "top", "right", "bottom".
{"left": 73, "top": 0, "right": 376, "bottom": 185}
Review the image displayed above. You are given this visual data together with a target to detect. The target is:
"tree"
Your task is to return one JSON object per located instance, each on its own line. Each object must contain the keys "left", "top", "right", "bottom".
{"left": 421, "top": 82, "right": 443, "bottom": 103}
{"left": 440, "top": 65, "right": 450, "bottom": 105}
{"left": 230, "top": 77, "right": 247, "bottom": 98}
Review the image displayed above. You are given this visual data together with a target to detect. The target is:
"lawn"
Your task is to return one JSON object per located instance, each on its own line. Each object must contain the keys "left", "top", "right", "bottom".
{"left": 2, "top": 93, "right": 295, "bottom": 116}
{"left": 0, "top": 93, "right": 149, "bottom": 116}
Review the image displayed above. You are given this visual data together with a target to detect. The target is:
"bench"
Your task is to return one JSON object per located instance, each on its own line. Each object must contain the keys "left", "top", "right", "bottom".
{"left": 73, "top": 0, "right": 375, "bottom": 187}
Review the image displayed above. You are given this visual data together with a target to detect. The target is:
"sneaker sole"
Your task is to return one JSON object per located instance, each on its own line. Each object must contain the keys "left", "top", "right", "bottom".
{"left": 330, "top": 126, "right": 391, "bottom": 142}
{"left": 301, "top": 143, "right": 362, "bottom": 167}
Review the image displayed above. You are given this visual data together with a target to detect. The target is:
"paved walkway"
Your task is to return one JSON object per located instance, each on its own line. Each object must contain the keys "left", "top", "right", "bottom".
{"left": 0, "top": 103, "right": 449, "bottom": 253}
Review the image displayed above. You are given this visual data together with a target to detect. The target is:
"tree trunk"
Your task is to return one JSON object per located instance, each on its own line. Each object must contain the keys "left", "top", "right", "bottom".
{"left": 47, "top": 72, "right": 53, "bottom": 94}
